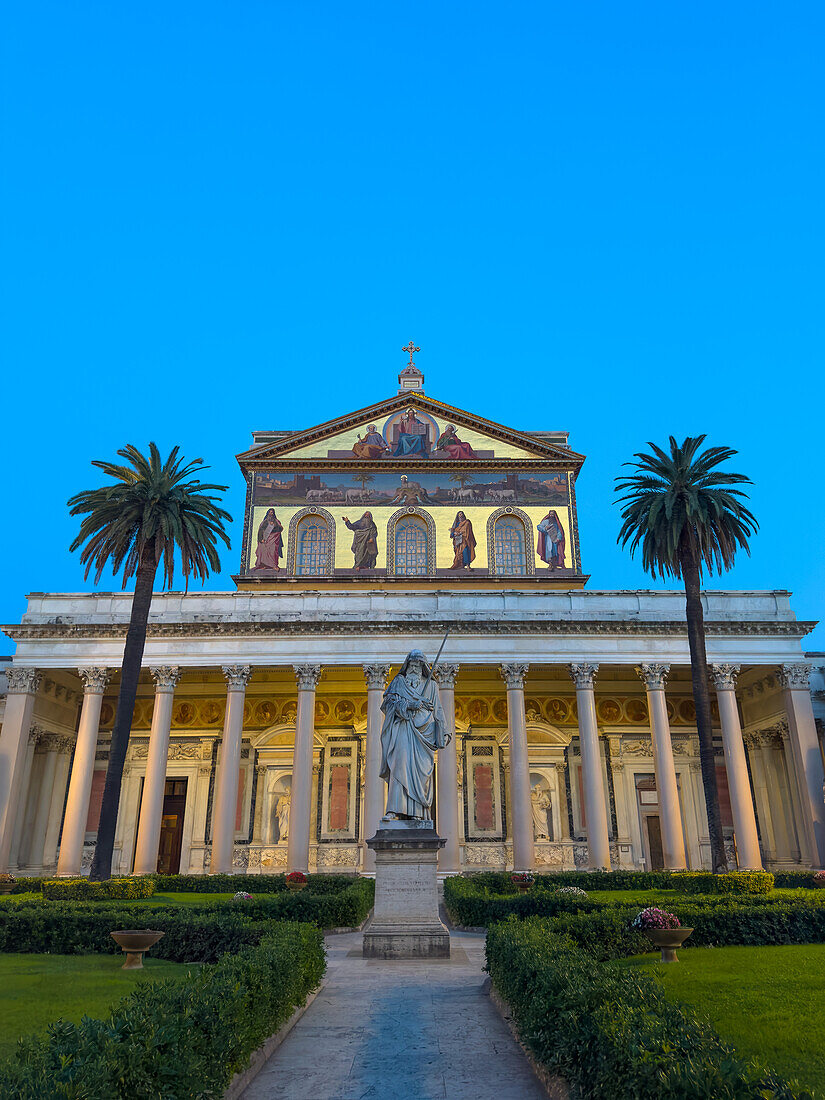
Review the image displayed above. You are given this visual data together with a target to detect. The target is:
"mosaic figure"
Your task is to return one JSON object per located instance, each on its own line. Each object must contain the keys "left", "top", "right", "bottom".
{"left": 449, "top": 511, "right": 477, "bottom": 569}
{"left": 434, "top": 423, "right": 477, "bottom": 460}
{"left": 351, "top": 425, "right": 389, "bottom": 459}
{"left": 537, "top": 509, "right": 566, "bottom": 569}
{"left": 343, "top": 511, "right": 379, "bottom": 569}
{"left": 253, "top": 508, "right": 283, "bottom": 570}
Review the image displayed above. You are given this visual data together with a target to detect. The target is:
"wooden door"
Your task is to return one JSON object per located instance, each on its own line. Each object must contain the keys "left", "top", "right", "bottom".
{"left": 645, "top": 814, "right": 664, "bottom": 871}
{"left": 157, "top": 778, "right": 188, "bottom": 874}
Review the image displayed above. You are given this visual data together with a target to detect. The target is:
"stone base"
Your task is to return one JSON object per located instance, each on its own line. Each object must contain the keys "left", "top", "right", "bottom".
{"left": 363, "top": 825, "right": 450, "bottom": 959}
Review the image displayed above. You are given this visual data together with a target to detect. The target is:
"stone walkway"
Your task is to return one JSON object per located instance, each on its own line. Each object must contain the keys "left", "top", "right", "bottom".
{"left": 242, "top": 929, "right": 546, "bottom": 1100}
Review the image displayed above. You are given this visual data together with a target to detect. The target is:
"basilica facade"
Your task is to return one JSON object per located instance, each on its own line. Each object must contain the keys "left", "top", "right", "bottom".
{"left": 1, "top": 367, "right": 824, "bottom": 877}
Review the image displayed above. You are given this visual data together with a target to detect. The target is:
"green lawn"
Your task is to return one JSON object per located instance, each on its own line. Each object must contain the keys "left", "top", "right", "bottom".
{"left": 617, "top": 944, "right": 825, "bottom": 1097}
{"left": 585, "top": 887, "right": 808, "bottom": 904}
{"left": 0, "top": 954, "right": 199, "bottom": 1060}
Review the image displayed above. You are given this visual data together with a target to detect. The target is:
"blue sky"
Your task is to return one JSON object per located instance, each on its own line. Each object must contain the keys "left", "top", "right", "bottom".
{"left": 2, "top": 2, "right": 823, "bottom": 654}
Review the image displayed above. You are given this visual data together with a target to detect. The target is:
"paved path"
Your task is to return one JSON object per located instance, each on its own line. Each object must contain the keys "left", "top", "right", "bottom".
{"left": 242, "top": 929, "right": 545, "bottom": 1100}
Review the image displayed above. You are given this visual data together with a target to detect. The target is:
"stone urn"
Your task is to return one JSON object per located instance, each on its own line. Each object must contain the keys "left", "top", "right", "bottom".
{"left": 286, "top": 881, "right": 307, "bottom": 893}
{"left": 0, "top": 882, "right": 15, "bottom": 896}
{"left": 516, "top": 883, "right": 532, "bottom": 894}
{"left": 110, "top": 930, "right": 165, "bottom": 970}
{"left": 644, "top": 926, "right": 693, "bottom": 963}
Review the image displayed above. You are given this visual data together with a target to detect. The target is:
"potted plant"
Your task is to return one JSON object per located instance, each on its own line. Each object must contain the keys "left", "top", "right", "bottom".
{"left": 813, "top": 871, "right": 825, "bottom": 889}
{"left": 631, "top": 907, "right": 693, "bottom": 963}
{"left": 286, "top": 871, "right": 308, "bottom": 892}
{"left": 0, "top": 874, "right": 15, "bottom": 896}
{"left": 511, "top": 872, "right": 534, "bottom": 894}
{"left": 233, "top": 891, "right": 253, "bottom": 902}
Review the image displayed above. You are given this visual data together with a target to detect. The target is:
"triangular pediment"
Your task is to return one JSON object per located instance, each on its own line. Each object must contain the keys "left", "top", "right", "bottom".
{"left": 237, "top": 394, "right": 584, "bottom": 468}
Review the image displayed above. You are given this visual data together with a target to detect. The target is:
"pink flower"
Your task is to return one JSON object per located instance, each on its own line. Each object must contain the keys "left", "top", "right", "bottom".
{"left": 631, "top": 906, "right": 681, "bottom": 930}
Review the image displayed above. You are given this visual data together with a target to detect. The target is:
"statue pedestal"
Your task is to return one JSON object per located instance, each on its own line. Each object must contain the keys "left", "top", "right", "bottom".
{"left": 363, "top": 823, "right": 450, "bottom": 959}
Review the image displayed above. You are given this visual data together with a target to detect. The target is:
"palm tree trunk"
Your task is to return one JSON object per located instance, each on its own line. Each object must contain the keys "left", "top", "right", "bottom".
{"left": 680, "top": 530, "right": 728, "bottom": 873}
{"left": 89, "top": 545, "right": 157, "bottom": 881}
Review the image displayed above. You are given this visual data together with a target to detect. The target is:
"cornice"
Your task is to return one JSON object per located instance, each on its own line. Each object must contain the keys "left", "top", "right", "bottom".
{"left": 2, "top": 619, "right": 816, "bottom": 641}
{"left": 236, "top": 392, "right": 585, "bottom": 470}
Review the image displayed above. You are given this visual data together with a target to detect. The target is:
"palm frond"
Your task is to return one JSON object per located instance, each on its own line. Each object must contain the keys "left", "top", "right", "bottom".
{"left": 614, "top": 435, "right": 758, "bottom": 580}
{"left": 69, "top": 442, "right": 232, "bottom": 589}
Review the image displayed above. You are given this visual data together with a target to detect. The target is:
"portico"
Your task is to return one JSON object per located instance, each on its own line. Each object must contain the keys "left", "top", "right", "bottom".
{"left": 1, "top": 587, "right": 822, "bottom": 877}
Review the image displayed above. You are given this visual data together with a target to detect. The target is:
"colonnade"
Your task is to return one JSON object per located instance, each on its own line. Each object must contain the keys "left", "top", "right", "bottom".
{"left": 1, "top": 659, "right": 823, "bottom": 875}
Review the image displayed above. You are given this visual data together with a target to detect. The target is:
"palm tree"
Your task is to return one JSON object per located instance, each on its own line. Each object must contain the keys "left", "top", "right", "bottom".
{"left": 69, "top": 444, "right": 231, "bottom": 880}
{"left": 615, "top": 436, "right": 758, "bottom": 873}
{"left": 353, "top": 471, "right": 375, "bottom": 492}
{"left": 448, "top": 471, "right": 475, "bottom": 490}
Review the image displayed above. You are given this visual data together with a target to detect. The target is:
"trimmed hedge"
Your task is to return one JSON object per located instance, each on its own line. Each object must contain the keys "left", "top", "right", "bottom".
{"left": 150, "top": 872, "right": 358, "bottom": 893}
{"left": 41, "top": 877, "right": 156, "bottom": 901}
{"left": 0, "top": 879, "right": 374, "bottom": 957}
{"left": 0, "top": 921, "right": 325, "bottom": 1099}
{"left": 464, "top": 869, "right": 674, "bottom": 892}
{"left": 773, "top": 870, "right": 824, "bottom": 890}
{"left": 525, "top": 897, "right": 825, "bottom": 961}
{"left": 486, "top": 917, "right": 803, "bottom": 1098}
{"left": 444, "top": 876, "right": 597, "bottom": 926}
{"left": 673, "top": 870, "right": 774, "bottom": 895}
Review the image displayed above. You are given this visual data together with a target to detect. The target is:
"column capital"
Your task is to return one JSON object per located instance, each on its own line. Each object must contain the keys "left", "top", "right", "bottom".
{"left": 779, "top": 663, "right": 811, "bottom": 690}
{"left": 569, "top": 663, "right": 598, "bottom": 690}
{"left": 6, "top": 667, "right": 41, "bottom": 694}
{"left": 150, "top": 666, "right": 181, "bottom": 692}
{"left": 77, "top": 667, "right": 110, "bottom": 695}
{"left": 38, "top": 732, "right": 73, "bottom": 754}
{"left": 500, "top": 663, "right": 529, "bottom": 690}
{"left": 362, "top": 663, "right": 391, "bottom": 689}
{"left": 758, "top": 727, "right": 784, "bottom": 749}
{"left": 433, "top": 663, "right": 460, "bottom": 688}
{"left": 636, "top": 663, "right": 670, "bottom": 690}
{"left": 294, "top": 664, "right": 322, "bottom": 690}
{"left": 222, "top": 665, "right": 252, "bottom": 691}
{"left": 711, "top": 663, "right": 741, "bottom": 690}
{"left": 28, "top": 723, "right": 46, "bottom": 745}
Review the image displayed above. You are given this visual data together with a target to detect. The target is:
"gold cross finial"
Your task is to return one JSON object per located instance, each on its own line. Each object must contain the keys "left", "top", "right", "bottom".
{"left": 401, "top": 341, "right": 420, "bottom": 369}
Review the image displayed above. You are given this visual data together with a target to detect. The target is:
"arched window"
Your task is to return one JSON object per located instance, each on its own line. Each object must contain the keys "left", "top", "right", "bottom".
{"left": 394, "top": 515, "right": 429, "bottom": 575}
{"left": 493, "top": 514, "right": 527, "bottom": 575}
{"left": 296, "top": 515, "right": 331, "bottom": 575}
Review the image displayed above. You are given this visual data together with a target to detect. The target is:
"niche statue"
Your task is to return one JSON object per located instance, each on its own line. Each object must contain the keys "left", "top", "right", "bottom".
{"left": 380, "top": 650, "right": 450, "bottom": 822}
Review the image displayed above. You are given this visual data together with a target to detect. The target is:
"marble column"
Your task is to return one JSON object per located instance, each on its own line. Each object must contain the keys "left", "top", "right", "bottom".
{"left": 779, "top": 664, "right": 825, "bottom": 866}
{"left": 500, "top": 664, "right": 533, "bottom": 871}
{"left": 744, "top": 732, "right": 775, "bottom": 860}
{"left": 637, "top": 664, "right": 687, "bottom": 869}
{"left": 57, "top": 668, "right": 110, "bottom": 877}
{"left": 362, "top": 664, "right": 391, "bottom": 873}
{"left": 288, "top": 665, "right": 321, "bottom": 874}
{"left": 42, "top": 739, "right": 73, "bottom": 871}
{"left": 569, "top": 663, "right": 611, "bottom": 869}
{"left": 711, "top": 664, "right": 762, "bottom": 869}
{"left": 8, "top": 727, "right": 40, "bottom": 870}
{"left": 0, "top": 667, "right": 42, "bottom": 871}
{"left": 133, "top": 666, "right": 181, "bottom": 875}
{"left": 210, "top": 665, "right": 252, "bottom": 874}
{"left": 27, "top": 734, "right": 66, "bottom": 872}
{"left": 762, "top": 727, "right": 797, "bottom": 861}
{"left": 252, "top": 764, "right": 267, "bottom": 845}
{"left": 434, "top": 663, "right": 461, "bottom": 873}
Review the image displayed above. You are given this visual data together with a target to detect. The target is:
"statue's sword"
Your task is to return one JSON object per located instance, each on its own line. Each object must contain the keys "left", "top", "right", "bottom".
{"left": 426, "top": 629, "right": 451, "bottom": 681}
